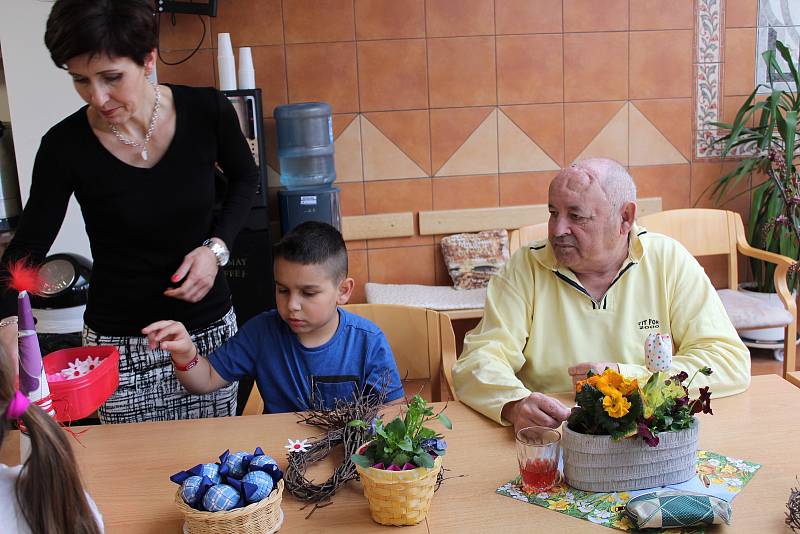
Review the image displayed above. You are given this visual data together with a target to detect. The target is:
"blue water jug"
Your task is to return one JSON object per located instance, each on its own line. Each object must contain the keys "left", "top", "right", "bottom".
{"left": 274, "top": 103, "right": 336, "bottom": 190}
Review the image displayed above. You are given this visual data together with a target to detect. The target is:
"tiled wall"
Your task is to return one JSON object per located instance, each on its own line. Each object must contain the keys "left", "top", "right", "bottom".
{"left": 157, "top": 0, "right": 762, "bottom": 301}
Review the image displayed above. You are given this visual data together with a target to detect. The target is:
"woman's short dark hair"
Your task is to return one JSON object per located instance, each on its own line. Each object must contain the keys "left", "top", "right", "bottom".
{"left": 44, "top": 0, "right": 158, "bottom": 68}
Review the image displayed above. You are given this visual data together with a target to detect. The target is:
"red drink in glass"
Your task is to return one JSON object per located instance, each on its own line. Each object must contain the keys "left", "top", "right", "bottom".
{"left": 515, "top": 426, "right": 561, "bottom": 493}
{"left": 520, "top": 458, "right": 558, "bottom": 492}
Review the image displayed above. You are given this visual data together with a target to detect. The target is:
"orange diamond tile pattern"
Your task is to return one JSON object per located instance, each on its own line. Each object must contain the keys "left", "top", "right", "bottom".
{"left": 163, "top": 0, "right": 750, "bottom": 281}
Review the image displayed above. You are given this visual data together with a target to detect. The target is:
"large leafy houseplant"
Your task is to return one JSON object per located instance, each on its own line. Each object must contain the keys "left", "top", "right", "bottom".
{"left": 711, "top": 40, "right": 800, "bottom": 292}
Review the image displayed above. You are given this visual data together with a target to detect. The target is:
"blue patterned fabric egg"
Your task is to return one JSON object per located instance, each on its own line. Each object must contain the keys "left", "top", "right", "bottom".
{"left": 224, "top": 451, "right": 251, "bottom": 479}
{"left": 203, "top": 484, "right": 241, "bottom": 512}
{"left": 180, "top": 476, "right": 205, "bottom": 507}
{"left": 242, "top": 470, "right": 274, "bottom": 503}
{"left": 248, "top": 454, "right": 278, "bottom": 472}
{"left": 190, "top": 463, "right": 221, "bottom": 485}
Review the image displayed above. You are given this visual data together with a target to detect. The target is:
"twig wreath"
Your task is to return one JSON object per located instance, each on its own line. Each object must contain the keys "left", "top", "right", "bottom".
{"left": 283, "top": 383, "right": 387, "bottom": 511}
{"left": 788, "top": 478, "right": 800, "bottom": 532}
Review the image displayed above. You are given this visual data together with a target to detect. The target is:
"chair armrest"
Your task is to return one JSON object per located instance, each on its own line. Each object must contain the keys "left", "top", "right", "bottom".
{"left": 736, "top": 241, "right": 796, "bottom": 268}
{"left": 732, "top": 211, "right": 797, "bottom": 316}
{"left": 737, "top": 241, "right": 797, "bottom": 313}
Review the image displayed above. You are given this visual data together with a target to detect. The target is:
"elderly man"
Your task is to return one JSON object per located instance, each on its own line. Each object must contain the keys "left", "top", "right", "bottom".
{"left": 453, "top": 158, "right": 750, "bottom": 433}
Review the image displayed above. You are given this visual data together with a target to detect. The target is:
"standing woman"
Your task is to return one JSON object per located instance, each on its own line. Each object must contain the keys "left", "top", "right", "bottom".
{"left": 0, "top": 0, "right": 258, "bottom": 423}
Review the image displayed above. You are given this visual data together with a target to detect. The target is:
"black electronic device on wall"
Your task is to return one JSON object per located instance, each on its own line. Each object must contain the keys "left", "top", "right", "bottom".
{"left": 156, "top": 0, "right": 218, "bottom": 17}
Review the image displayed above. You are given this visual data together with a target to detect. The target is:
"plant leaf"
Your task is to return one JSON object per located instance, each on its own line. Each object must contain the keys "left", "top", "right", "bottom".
{"left": 437, "top": 413, "right": 453, "bottom": 430}
{"left": 413, "top": 452, "right": 435, "bottom": 469}
{"left": 784, "top": 110, "right": 797, "bottom": 171}
{"left": 776, "top": 41, "right": 800, "bottom": 108}
{"left": 398, "top": 436, "right": 414, "bottom": 452}
{"left": 385, "top": 418, "right": 406, "bottom": 440}
{"left": 350, "top": 454, "right": 372, "bottom": 467}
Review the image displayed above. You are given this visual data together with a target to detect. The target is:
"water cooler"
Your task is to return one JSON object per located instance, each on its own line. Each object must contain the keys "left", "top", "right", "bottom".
{"left": 274, "top": 103, "right": 341, "bottom": 234}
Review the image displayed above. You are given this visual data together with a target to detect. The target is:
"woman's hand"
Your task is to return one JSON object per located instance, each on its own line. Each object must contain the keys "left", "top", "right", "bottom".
{"left": 163, "top": 246, "right": 218, "bottom": 303}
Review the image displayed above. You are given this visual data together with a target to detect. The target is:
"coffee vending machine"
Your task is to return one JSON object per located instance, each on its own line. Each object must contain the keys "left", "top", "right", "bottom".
{"left": 219, "top": 89, "right": 275, "bottom": 323}
{"left": 220, "top": 89, "right": 274, "bottom": 415}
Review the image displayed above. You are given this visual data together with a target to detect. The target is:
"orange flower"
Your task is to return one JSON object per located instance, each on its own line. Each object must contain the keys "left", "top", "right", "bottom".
{"left": 595, "top": 377, "right": 619, "bottom": 398}
{"left": 618, "top": 378, "right": 639, "bottom": 396}
{"left": 576, "top": 374, "right": 603, "bottom": 393}
{"left": 601, "top": 369, "right": 625, "bottom": 388}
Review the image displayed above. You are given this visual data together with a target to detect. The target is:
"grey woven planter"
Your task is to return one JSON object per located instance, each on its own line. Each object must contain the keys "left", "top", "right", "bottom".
{"left": 562, "top": 418, "right": 699, "bottom": 492}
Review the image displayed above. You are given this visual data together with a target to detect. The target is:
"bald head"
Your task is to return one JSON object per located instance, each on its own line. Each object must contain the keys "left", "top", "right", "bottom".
{"left": 547, "top": 158, "right": 637, "bottom": 273}
{"left": 563, "top": 158, "right": 637, "bottom": 212}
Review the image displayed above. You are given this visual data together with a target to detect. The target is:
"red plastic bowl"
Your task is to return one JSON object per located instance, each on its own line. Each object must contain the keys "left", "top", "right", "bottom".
{"left": 43, "top": 346, "right": 119, "bottom": 422}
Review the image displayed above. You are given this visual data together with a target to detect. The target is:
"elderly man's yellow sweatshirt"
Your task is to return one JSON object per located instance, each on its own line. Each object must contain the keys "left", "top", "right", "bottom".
{"left": 453, "top": 227, "right": 751, "bottom": 425}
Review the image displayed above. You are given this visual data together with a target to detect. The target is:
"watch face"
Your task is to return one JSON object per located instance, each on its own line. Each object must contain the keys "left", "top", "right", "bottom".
{"left": 218, "top": 247, "right": 230, "bottom": 266}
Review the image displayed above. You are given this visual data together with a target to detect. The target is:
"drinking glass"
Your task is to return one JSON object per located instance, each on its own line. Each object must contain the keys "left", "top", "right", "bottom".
{"left": 515, "top": 426, "right": 561, "bottom": 493}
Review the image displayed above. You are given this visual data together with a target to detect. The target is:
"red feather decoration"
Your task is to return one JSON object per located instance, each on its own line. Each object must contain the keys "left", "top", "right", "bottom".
{"left": 6, "top": 259, "right": 44, "bottom": 295}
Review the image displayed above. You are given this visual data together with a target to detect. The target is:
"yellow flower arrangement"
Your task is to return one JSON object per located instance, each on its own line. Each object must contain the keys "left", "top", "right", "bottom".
{"left": 569, "top": 366, "right": 714, "bottom": 446}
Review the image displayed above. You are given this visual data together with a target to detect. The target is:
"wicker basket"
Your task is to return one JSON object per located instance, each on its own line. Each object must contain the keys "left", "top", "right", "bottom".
{"left": 175, "top": 478, "right": 284, "bottom": 534}
{"left": 355, "top": 455, "right": 443, "bottom": 526}
{"left": 562, "top": 419, "right": 699, "bottom": 492}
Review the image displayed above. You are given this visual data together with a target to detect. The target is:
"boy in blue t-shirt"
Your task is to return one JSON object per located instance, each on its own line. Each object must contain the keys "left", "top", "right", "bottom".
{"left": 143, "top": 222, "right": 404, "bottom": 413}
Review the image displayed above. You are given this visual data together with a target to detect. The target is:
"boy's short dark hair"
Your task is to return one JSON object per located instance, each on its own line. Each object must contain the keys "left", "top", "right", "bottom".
{"left": 45, "top": 0, "right": 158, "bottom": 68}
{"left": 273, "top": 222, "right": 348, "bottom": 282}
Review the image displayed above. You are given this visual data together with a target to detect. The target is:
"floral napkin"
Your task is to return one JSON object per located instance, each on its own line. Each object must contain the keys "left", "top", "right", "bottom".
{"left": 496, "top": 450, "right": 760, "bottom": 533}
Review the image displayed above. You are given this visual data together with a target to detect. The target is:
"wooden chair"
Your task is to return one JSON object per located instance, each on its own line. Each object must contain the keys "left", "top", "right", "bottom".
{"left": 512, "top": 222, "right": 549, "bottom": 249}
{"left": 638, "top": 208, "right": 797, "bottom": 377}
{"left": 343, "top": 304, "right": 458, "bottom": 402}
{"left": 241, "top": 304, "right": 458, "bottom": 416}
{"left": 787, "top": 372, "right": 800, "bottom": 389}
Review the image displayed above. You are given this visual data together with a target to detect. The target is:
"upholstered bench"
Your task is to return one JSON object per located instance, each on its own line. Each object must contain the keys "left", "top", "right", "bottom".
{"left": 365, "top": 283, "right": 487, "bottom": 319}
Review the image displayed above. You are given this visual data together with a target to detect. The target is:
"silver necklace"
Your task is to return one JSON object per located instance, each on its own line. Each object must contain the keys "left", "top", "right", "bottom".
{"left": 108, "top": 83, "right": 161, "bottom": 161}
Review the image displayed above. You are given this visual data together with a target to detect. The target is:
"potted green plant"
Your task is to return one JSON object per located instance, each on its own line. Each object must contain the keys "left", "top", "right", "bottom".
{"left": 710, "top": 39, "right": 800, "bottom": 342}
{"left": 349, "top": 395, "right": 451, "bottom": 526}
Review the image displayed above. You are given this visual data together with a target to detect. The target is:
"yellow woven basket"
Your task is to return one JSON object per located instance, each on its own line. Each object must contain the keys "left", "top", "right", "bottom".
{"left": 175, "top": 478, "right": 284, "bottom": 534}
{"left": 355, "top": 455, "right": 442, "bottom": 526}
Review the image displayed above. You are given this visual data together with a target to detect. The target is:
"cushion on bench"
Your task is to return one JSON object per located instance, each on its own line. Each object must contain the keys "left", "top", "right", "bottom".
{"left": 717, "top": 288, "right": 793, "bottom": 330}
{"left": 365, "top": 282, "right": 486, "bottom": 311}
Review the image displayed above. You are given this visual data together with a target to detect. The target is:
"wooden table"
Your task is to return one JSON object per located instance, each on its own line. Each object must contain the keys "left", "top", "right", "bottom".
{"left": 2, "top": 374, "right": 798, "bottom": 533}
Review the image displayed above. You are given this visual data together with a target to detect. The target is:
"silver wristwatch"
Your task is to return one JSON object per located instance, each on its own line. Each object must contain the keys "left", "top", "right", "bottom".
{"left": 202, "top": 239, "right": 230, "bottom": 267}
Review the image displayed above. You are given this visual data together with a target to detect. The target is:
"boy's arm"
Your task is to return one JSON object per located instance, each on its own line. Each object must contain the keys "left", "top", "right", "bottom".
{"left": 142, "top": 320, "right": 230, "bottom": 394}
